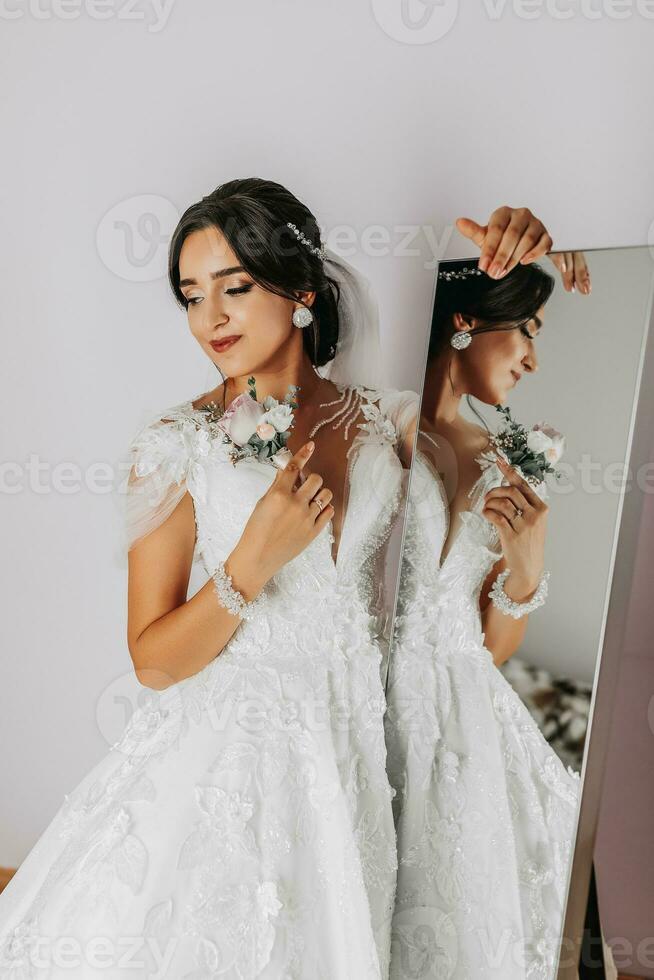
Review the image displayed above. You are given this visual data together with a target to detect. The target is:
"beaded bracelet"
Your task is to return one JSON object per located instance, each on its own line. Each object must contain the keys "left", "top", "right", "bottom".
{"left": 488, "top": 568, "right": 550, "bottom": 620}
{"left": 211, "top": 561, "right": 265, "bottom": 622}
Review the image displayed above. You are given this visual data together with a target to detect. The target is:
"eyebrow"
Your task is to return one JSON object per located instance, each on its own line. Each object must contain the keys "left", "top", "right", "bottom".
{"left": 179, "top": 265, "right": 244, "bottom": 288}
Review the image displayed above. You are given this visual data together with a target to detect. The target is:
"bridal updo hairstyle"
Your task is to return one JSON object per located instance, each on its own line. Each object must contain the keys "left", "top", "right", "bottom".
{"left": 430, "top": 258, "right": 555, "bottom": 361}
{"left": 430, "top": 258, "right": 556, "bottom": 438}
{"left": 168, "top": 177, "right": 340, "bottom": 369}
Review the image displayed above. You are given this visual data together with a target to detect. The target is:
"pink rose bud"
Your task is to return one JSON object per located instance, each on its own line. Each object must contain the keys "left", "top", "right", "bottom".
{"left": 256, "top": 422, "right": 276, "bottom": 441}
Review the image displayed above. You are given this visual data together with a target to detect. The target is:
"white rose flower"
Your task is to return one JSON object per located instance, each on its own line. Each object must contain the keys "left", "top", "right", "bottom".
{"left": 261, "top": 402, "right": 294, "bottom": 433}
{"left": 528, "top": 423, "right": 565, "bottom": 464}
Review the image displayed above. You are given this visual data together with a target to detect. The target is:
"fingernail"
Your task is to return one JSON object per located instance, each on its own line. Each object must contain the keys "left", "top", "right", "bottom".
{"left": 489, "top": 263, "right": 501, "bottom": 278}
{"left": 478, "top": 256, "right": 489, "bottom": 272}
{"left": 307, "top": 441, "right": 315, "bottom": 452}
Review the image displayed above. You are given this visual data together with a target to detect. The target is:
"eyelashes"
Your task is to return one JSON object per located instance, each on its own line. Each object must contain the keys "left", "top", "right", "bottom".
{"left": 185, "top": 283, "right": 253, "bottom": 308}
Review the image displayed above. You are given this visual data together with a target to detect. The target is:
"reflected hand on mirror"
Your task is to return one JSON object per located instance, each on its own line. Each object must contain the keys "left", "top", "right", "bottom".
{"left": 548, "top": 250, "right": 591, "bottom": 294}
{"left": 481, "top": 455, "right": 549, "bottom": 601}
{"left": 455, "top": 205, "right": 553, "bottom": 280}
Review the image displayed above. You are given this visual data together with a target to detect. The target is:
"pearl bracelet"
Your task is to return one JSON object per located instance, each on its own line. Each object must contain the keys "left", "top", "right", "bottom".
{"left": 211, "top": 561, "right": 265, "bottom": 622}
{"left": 488, "top": 568, "right": 550, "bottom": 619}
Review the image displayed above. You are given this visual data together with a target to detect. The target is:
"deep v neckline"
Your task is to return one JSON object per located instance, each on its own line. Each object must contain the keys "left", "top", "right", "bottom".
{"left": 416, "top": 431, "right": 485, "bottom": 573}
{"left": 415, "top": 447, "right": 455, "bottom": 572}
{"left": 184, "top": 382, "right": 367, "bottom": 573}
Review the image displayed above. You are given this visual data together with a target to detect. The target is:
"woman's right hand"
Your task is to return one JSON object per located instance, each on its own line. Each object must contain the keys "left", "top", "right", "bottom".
{"left": 230, "top": 440, "right": 335, "bottom": 590}
{"left": 547, "top": 251, "right": 591, "bottom": 294}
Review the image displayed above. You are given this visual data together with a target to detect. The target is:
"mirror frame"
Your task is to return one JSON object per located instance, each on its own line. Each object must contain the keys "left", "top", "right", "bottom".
{"left": 384, "top": 245, "right": 654, "bottom": 975}
{"left": 554, "top": 248, "right": 654, "bottom": 977}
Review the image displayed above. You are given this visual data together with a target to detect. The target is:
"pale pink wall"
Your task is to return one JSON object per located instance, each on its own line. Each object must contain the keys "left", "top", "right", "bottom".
{"left": 594, "top": 435, "right": 654, "bottom": 979}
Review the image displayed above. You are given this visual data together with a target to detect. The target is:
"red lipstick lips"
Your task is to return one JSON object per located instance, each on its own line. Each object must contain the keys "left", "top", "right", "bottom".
{"left": 210, "top": 336, "right": 241, "bottom": 353}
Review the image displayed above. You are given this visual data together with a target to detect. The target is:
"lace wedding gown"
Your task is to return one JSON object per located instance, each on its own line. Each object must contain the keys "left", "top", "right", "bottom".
{"left": 384, "top": 446, "right": 581, "bottom": 980}
{"left": 0, "top": 382, "right": 418, "bottom": 980}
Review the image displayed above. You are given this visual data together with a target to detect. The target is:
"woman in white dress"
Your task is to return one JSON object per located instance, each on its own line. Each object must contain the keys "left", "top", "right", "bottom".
{"left": 0, "top": 177, "right": 418, "bottom": 980}
{"left": 385, "top": 256, "right": 582, "bottom": 980}
{"left": 0, "top": 186, "right": 560, "bottom": 979}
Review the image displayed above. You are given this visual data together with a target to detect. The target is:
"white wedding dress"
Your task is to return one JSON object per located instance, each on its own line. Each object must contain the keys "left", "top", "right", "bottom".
{"left": 384, "top": 447, "right": 581, "bottom": 980}
{"left": 0, "top": 382, "right": 418, "bottom": 980}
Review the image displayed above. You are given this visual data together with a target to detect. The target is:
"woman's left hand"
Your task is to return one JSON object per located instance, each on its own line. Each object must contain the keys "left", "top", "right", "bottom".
{"left": 455, "top": 206, "right": 553, "bottom": 280}
{"left": 482, "top": 455, "right": 549, "bottom": 598}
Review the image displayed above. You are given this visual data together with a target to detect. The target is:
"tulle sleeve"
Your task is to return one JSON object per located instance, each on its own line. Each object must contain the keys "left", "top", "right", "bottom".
{"left": 115, "top": 401, "right": 211, "bottom": 562}
{"left": 376, "top": 387, "right": 420, "bottom": 452}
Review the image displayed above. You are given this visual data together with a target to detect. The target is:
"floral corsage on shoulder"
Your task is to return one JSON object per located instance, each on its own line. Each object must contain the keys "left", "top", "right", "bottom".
{"left": 358, "top": 397, "right": 397, "bottom": 446}
{"left": 198, "top": 376, "right": 298, "bottom": 469}
{"left": 476, "top": 404, "right": 566, "bottom": 494}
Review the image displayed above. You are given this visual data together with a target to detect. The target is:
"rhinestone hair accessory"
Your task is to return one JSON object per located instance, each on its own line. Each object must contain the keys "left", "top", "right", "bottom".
{"left": 438, "top": 266, "right": 484, "bottom": 282}
{"left": 287, "top": 222, "right": 326, "bottom": 260}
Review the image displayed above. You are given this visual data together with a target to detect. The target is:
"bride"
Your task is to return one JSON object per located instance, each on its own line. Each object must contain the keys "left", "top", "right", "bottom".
{"left": 0, "top": 177, "right": 418, "bottom": 980}
{"left": 385, "top": 255, "right": 582, "bottom": 979}
{"left": 0, "top": 180, "right": 555, "bottom": 979}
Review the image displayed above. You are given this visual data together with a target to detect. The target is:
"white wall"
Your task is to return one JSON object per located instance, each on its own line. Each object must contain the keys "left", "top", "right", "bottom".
{"left": 2, "top": 0, "right": 654, "bottom": 863}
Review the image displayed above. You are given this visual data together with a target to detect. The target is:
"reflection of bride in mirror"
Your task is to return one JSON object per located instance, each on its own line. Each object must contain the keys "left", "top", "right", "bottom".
{"left": 385, "top": 258, "right": 582, "bottom": 979}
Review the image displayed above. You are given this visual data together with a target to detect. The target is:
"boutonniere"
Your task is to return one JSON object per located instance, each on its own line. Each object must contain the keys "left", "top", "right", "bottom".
{"left": 198, "top": 376, "right": 299, "bottom": 469}
{"left": 478, "top": 404, "right": 566, "bottom": 487}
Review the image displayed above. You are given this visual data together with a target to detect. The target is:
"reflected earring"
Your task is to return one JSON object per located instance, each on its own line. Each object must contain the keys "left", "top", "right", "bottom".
{"left": 451, "top": 330, "right": 472, "bottom": 350}
{"left": 293, "top": 307, "right": 314, "bottom": 329}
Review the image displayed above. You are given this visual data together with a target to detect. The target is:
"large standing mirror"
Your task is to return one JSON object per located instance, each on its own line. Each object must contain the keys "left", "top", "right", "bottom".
{"left": 384, "top": 245, "right": 654, "bottom": 980}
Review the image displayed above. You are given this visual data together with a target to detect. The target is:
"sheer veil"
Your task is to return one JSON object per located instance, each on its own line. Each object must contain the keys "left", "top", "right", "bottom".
{"left": 315, "top": 246, "right": 385, "bottom": 390}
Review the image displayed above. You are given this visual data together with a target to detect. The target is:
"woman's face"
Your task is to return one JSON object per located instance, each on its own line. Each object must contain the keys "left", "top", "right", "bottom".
{"left": 178, "top": 224, "right": 313, "bottom": 378}
{"left": 453, "top": 305, "right": 544, "bottom": 404}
